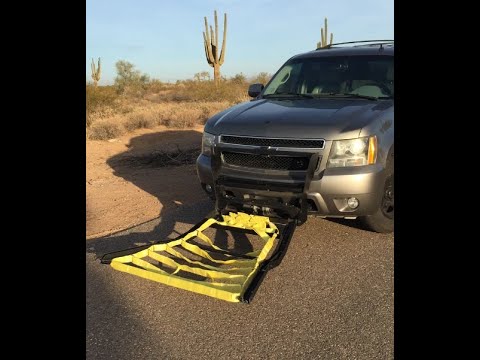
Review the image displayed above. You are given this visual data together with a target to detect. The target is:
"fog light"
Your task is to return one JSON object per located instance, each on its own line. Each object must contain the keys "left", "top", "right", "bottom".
{"left": 347, "top": 197, "right": 359, "bottom": 209}
{"left": 205, "top": 184, "right": 213, "bottom": 193}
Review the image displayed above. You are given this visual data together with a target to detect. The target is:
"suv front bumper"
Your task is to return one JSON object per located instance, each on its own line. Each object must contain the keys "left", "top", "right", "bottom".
{"left": 197, "top": 154, "right": 386, "bottom": 218}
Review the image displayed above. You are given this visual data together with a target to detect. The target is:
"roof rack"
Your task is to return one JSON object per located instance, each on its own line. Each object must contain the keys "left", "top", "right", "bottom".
{"left": 316, "top": 40, "right": 394, "bottom": 50}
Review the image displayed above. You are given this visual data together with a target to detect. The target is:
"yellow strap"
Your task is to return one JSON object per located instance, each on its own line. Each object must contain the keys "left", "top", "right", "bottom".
{"left": 109, "top": 212, "right": 279, "bottom": 302}
{"left": 111, "top": 262, "right": 243, "bottom": 302}
{"left": 163, "top": 246, "right": 252, "bottom": 275}
{"left": 147, "top": 250, "right": 246, "bottom": 283}
{"left": 180, "top": 240, "right": 256, "bottom": 266}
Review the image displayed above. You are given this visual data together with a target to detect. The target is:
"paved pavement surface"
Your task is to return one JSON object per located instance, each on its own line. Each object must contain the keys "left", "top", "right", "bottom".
{"left": 86, "top": 198, "right": 394, "bottom": 359}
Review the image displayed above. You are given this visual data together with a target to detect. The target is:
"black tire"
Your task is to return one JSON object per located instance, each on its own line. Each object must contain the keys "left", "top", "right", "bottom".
{"left": 361, "top": 175, "right": 394, "bottom": 233}
{"left": 200, "top": 183, "right": 216, "bottom": 201}
{"left": 360, "top": 154, "right": 394, "bottom": 233}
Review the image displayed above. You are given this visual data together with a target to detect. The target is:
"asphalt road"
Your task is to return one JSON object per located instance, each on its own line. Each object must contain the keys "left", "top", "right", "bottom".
{"left": 86, "top": 198, "right": 393, "bottom": 360}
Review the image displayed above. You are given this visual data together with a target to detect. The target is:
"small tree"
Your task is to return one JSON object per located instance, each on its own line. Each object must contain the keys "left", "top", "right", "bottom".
{"left": 114, "top": 60, "right": 149, "bottom": 94}
{"left": 91, "top": 58, "right": 101, "bottom": 87}
{"left": 231, "top": 73, "right": 246, "bottom": 84}
{"left": 194, "top": 71, "right": 211, "bottom": 82}
{"left": 253, "top": 72, "right": 271, "bottom": 85}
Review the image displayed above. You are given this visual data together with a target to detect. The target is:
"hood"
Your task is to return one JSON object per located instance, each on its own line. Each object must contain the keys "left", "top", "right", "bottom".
{"left": 205, "top": 98, "right": 392, "bottom": 140}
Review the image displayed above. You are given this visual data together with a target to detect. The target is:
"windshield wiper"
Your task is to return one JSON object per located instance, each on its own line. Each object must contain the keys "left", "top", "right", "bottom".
{"left": 263, "top": 92, "right": 393, "bottom": 101}
{"left": 263, "top": 92, "right": 314, "bottom": 99}
{"left": 324, "top": 93, "right": 379, "bottom": 101}
{"left": 339, "top": 93, "right": 394, "bottom": 100}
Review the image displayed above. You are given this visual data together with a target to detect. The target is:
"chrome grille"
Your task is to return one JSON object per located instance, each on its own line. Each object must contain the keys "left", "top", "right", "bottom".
{"left": 220, "top": 135, "right": 325, "bottom": 149}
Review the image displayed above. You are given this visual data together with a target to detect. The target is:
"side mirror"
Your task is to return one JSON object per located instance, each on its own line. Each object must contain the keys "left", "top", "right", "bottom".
{"left": 248, "top": 83, "right": 264, "bottom": 98}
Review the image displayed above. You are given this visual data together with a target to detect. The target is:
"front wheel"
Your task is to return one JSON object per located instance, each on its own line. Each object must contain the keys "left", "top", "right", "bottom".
{"left": 360, "top": 173, "right": 394, "bottom": 233}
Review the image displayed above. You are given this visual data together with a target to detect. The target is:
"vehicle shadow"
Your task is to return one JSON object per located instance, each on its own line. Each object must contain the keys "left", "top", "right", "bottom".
{"left": 324, "top": 217, "right": 372, "bottom": 231}
{"left": 86, "top": 129, "right": 252, "bottom": 259}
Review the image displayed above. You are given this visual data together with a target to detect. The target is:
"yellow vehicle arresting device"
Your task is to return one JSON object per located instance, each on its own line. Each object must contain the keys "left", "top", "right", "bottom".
{"left": 101, "top": 153, "right": 318, "bottom": 302}
{"left": 101, "top": 212, "right": 297, "bottom": 303}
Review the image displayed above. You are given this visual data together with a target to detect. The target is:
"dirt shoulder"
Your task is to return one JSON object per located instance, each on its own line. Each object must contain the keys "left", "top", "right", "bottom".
{"left": 86, "top": 125, "right": 207, "bottom": 239}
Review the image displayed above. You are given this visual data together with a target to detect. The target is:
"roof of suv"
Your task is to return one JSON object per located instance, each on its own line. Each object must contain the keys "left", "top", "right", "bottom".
{"left": 292, "top": 44, "right": 394, "bottom": 59}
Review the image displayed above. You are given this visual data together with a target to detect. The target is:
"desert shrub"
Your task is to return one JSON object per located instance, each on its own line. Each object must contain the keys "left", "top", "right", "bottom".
{"left": 86, "top": 85, "right": 117, "bottom": 110}
{"left": 88, "top": 121, "right": 124, "bottom": 140}
{"left": 231, "top": 73, "right": 247, "bottom": 84}
{"left": 86, "top": 85, "right": 118, "bottom": 126}
{"left": 118, "top": 105, "right": 134, "bottom": 114}
{"left": 161, "top": 108, "right": 200, "bottom": 128}
{"left": 114, "top": 60, "right": 150, "bottom": 96}
{"left": 194, "top": 71, "right": 211, "bottom": 82}
{"left": 250, "top": 72, "right": 272, "bottom": 85}
{"left": 168, "top": 93, "right": 192, "bottom": 102}
{"left": 123, "top": 112, "right": 156, "bottom": 131}
{"left": 198, "top": 102, "right": 231, "bottom": 124}
{"left": 86, "top": 100, "right": 232, "bottom": 140}
{"left": 146, "top": 79, "right": 166, "bottom": 93}
{"left": 153, "top": 107, "right": 174, "bottom": 126}
{"left": 198, "top": 106, "right": 211, "bottom": 124}
{"left": 86, "top": 113, "right": 94, "bottom": 127}
{"left": 161, "top": 81, "right": 249, "bottom": 104}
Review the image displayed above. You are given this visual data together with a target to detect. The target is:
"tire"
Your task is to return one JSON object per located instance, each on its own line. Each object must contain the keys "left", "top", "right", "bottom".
{"left": 360, "top": 155, "right": 394, "bottom": 233}
{"left": 201, "top": 183, "right": 216, "bottom": 201}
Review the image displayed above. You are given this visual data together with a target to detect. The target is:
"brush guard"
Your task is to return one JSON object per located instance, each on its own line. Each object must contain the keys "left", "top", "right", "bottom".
{"left": 100, "top": 151, "right": 319, "bottom": 303}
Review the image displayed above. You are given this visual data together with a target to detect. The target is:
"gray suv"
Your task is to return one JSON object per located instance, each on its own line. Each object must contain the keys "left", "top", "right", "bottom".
{"left": 197, "top": 41, "right": 394, "bottom": 233}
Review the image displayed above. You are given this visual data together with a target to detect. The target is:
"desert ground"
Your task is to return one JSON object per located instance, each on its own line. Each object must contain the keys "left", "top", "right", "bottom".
{"left": 86, "top": 125, "right": 207, "bottom": 238}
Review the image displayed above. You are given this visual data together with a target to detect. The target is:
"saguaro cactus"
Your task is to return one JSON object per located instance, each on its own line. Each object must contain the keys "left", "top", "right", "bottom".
{"left": 317, "top": 18, "right": 333, "bottom": 49}
{"left": 203, "top": 10, "right": 227, "bottom": 86}
{"left": 91, "top": 58, "right": 101, "bottom": 87}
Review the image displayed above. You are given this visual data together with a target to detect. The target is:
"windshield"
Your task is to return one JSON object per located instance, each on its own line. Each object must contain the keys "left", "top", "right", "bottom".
{"left": 263, "top": 55, "right": 393, "bottom": 99}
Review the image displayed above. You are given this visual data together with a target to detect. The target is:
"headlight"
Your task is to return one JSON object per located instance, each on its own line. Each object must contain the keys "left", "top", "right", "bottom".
{"left": 201, "top": 132, "right": 215, "bottom": 156}
{"left": 327, "top": 136, "right": 377, "bottom": 168}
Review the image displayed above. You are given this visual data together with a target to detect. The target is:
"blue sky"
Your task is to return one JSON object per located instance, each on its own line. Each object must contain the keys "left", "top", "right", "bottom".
{"left": 86, "top": 0, "right": 393, "bottom": 85}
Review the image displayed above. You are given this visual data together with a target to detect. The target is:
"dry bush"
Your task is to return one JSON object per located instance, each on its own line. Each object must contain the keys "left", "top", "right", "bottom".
{"left": 161, "top": 108, "right": 200, "bottom": 128}
{"left": 157, "top": 80, "right": 249, "bottom": 104}
{"left": 86, "top": 85, "right": 119, "bottom": 126}
{"left": 117, "top": 102, "right": 231, "bottom": 129}
{"left": 122, "top": 84, "right": 149, "bottom": 99}
{"left": 118, "top": 105, "right": 134, "bottom": 114}
{"left": 156, "top": 101, "right": 231, "bottom": 127}
{"left": 124, "top": 112, "right": 156, "bottom": 131}
{"left": 86, "top": 113, "right": 94, "bottom": 128}
{"left": 88, "top": 121, "right": 125, "bottom": 140}
{"left": 146, "top": 79, "right": 168, "bottom": 93}
{"left": 85, "top": 75, "right": 259, "bottom": 140}
{"left": 197, "top": 102, "right": 231, "bottom": 124}
{"left": 249, "top": 72, "right": 272, "bottom": 85}
{"left": 152, "top": 107, "right": 174, "bottom": 126}
{"left": 86, "top": 88, "right": 235, "bottom": 139}
{"left": 86, "top": 85, "right": 118, "bottom": 112}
